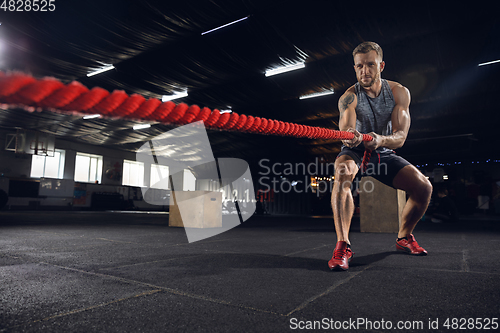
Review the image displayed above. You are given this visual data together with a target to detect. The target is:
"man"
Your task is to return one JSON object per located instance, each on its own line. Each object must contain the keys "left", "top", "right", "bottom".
{"left": 328, "top": 41, "right": 432, "bottom": 271}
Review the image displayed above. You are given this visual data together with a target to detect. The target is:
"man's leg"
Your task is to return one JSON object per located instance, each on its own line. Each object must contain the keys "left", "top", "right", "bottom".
{"left": 331, "top": 155, "right": 359, "bottom": 244}
{"left": 329, "top": 155, "right": 358, "bottom": 270}
{"left": 392, "top": 165, "right": 432, "bottom": 237}
{"left": 392, "top": 164, "right": 432, "bottom": 255}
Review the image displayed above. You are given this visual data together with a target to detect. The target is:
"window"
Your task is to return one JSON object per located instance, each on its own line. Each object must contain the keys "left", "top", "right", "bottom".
{"left": 150, "top": 164, "right": 169, "bottom": 189}
{"left": 30, "top": 149, "right": 65, "bottom": 179}
{"left": 183, "top": 169, "right": 196, "bottom": 191}
{"left": 123, "top": 160, "right": 144, "bottom": 187}
{"left": 74, "top": 153, "right": 103, "bottom": 183}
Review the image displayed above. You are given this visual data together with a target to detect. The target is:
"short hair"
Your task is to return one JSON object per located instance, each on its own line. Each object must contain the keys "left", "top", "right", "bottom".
{"left": 352, "top": 41, "right": 383, "bottom": 61}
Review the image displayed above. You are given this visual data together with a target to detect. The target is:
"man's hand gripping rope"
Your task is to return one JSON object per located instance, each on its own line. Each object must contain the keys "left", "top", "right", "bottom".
{"left": 341, "top": 128, "right": 374, "bottom": 173}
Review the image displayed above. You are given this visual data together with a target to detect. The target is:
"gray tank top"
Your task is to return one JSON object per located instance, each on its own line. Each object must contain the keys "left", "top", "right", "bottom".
{"left": 355, "top": 79, "right": 395, "bottom": 153}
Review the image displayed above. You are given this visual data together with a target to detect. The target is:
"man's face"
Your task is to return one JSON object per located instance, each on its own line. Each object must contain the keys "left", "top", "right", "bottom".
{"left": 353, "top": 50, "right": 385, "bottom": 88}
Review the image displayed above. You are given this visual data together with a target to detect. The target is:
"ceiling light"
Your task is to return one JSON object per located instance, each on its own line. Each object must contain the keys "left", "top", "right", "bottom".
{"left": 87, "top": 64, "right": 115, "bottom": 77}
{"left": 201, "top": 16, "right": 249, "bottom": 35}
{"left": 82, "top": 114, "right": 102, "bottom": 120}
{"left": 220, "top": 110, "right": 232, "bottom": 114}
{"left": 299, "top": 90, "right": 334, "bottom": 100}
{"left": 162, "top": 90, "right": 188, "bottom": 102}
{"left": 265, "top": 62, "right": 305, "bottom": 77}
{"left": 478, "top": 59, "right": 500, "bottom": 67}
{"left": 133, "top": 124, "right": 151, "bottom": 130}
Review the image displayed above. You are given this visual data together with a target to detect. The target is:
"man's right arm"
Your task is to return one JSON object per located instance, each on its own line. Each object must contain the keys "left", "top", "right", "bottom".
{"left": 338, "top": 88, "right": 362, "bottom": 147}
{"left": 338, "top": 89, "right": 357, "bottom": 131}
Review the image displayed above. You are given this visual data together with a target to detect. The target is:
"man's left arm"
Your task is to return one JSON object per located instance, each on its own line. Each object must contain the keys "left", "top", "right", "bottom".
{"left": 364, "top": 84, "right": 411, "bottom": 150}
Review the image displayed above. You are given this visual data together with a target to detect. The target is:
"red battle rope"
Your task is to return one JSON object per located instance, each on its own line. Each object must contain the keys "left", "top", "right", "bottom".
{"left": 0, "top": 71, "right": 373, "bottom": 168}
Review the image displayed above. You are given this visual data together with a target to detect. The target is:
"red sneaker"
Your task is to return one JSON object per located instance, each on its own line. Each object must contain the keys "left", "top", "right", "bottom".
{"left": 328, "top": 241, "right": 354, "bottom": 271}
{"left": 396, "top": 234, "right": 427, "bottom": 256}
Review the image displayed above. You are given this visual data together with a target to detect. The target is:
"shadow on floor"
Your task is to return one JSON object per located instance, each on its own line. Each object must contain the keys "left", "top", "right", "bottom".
{"left": 349, "top": 251, "right": 403, "bottom": 268}
{"left": 145, "top": 251, "right": 404, "bottom": 277}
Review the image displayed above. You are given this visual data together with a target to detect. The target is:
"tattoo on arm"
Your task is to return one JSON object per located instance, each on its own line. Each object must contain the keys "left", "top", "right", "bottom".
{"left": 339, "top": 93, "right": 354, "bottom": 120}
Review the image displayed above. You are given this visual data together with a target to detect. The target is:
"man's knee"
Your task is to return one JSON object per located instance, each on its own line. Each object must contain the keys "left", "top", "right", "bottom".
{"left": 394, "top": 165, "right": 432, "bottom": 201}
{"left": 411, "top": 174, "right": 433, "bottom": 202}
{"left": 335, "top": 158, "right": 357, "bottom": 181}
{"left": 333, "top": 162, "right": 357, "bottom": 194}
{"left": 420, "top": 177, "right": 433, "bottom": 200}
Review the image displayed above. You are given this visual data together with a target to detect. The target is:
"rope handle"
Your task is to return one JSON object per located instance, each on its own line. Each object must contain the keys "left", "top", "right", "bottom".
{"left": 361, "top": 149, "right": 372, "bottom": 173}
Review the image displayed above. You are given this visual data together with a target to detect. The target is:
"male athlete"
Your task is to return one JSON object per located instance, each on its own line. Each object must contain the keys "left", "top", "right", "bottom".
{"left": 328, "top": 41, "right": 433, "bottom": 271}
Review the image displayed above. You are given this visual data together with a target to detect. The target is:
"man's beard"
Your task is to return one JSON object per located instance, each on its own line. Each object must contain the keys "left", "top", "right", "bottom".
{"left": 359, "top": 72, "right": 380, "bottom": 88}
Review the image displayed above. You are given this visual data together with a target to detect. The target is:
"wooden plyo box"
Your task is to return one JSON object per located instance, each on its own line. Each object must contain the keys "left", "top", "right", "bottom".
{"left": 169, "top": 191, "right": 222, "bottom": 228}
{"left": 359, "top": 177, "right": 406, "bottom": 233}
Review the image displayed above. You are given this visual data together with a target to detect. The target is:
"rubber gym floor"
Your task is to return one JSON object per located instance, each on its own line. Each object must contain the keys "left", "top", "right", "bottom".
{"left": 1, "top": 211, "right": 499, "bottom": 333}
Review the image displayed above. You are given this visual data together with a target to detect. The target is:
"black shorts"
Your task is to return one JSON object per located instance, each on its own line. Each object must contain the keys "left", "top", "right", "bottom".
{"left": 337, "top": 146, "right": 411, "bottom": 188}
